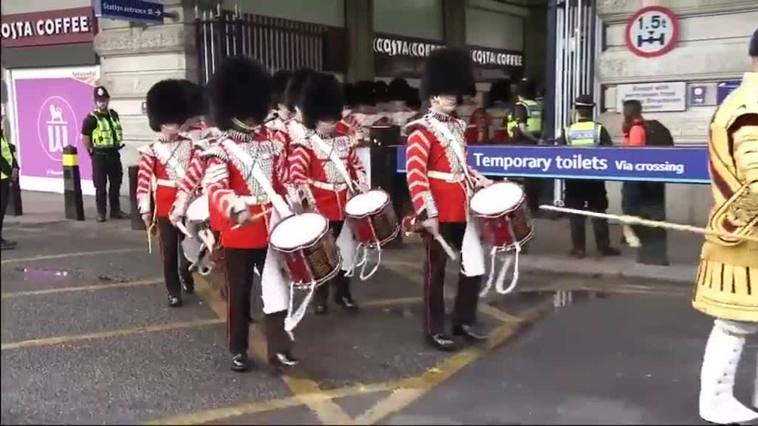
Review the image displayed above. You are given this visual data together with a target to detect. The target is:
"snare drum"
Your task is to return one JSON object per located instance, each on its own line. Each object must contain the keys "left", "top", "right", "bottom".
{"left": 469, "top": 181, "right": 533, "bottom": 249}
{"left": 345, "top": 189, "right": 399, "bottom": 248}
{"left": 270, "top": 213, "right": 341, "bottom": 288}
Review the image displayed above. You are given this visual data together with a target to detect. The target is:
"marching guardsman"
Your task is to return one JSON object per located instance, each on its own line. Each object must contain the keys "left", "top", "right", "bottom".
{"left": 170, "top": 83, "right": 222, "bottom": 237}
{"left": 692, "top": 29, "right": 758, "bottom": 425}
{"left": 80, "top": 86, "right": 127, "bottom": 222}
{"left": 265, "top": 70, "right": 293, "bottom": 133}
{"left": 203, "top": 56, "right": 297, "bottom": 372}
{"left": 288, "top": 72, "right": 367, "bottom": 314}
{"left": 1, "top": 108, "right": 19, "bottom": 250}
{"left": 272, "top": 68, "right": 314, "bottom": 159}
{"left": 137, "top": 80, "right": 203, "bottom": 307}
{"left": 405, "top": 48, "right": 493, "bottom": 352}
{"left": 558, "top": 95, "right": 620, "bottom": 258}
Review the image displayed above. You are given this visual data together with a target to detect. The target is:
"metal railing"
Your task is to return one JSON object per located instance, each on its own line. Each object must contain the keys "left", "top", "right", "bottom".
{"left": 194, "top": 3, "right": 330, "bottom": 83}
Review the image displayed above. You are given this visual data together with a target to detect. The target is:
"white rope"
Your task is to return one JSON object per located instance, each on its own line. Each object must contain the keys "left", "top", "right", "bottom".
{"left": 478, "top": 246, "right": 498, "bottom": 297}
{"left": 284, "top": 282, "right": 316, "bottom": 340}
{"left": 539, "top": 204, "right": 758, "bottom": 243}
{"left": 359, "top": 244, "right": 382, "bottom": 281}
{"left": 344, "top": 244, "right": 362, "bottom": 277}
{"left": 496, "top": 241, "right": 520, "bottom": 295}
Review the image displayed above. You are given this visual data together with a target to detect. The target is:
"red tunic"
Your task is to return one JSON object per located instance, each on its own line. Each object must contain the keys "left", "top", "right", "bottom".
{"left": 288, "top": 127, "right": 366, "bottom": 221}
{"left": 405, "top": 112, "right": 483, "bottom": 223}
{"left": 136, "top": 135, "right": 198, "bottom": 218}
{"left": 205, "top": 127, "right": 288, "bottom": 249}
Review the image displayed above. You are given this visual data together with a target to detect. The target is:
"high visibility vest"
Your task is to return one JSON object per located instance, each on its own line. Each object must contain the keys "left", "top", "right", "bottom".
{"left": 1, "top": 133, "right": 14, "bottom": 181}
{"left": 91, "top": 111, "right": 123, "bottom": 149}
{"left": 506, "top": 99, "right": 542, "bottom": 137}
{"left": 565, "top": 121, "right": 602, "bottom": 146}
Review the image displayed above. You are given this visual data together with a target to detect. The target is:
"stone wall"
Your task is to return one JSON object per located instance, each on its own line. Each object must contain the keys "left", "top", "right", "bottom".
{"left": 93, "top": 0, "right": 196, "bottom": 178}
{"left": 595, "top": 0, "right": 757, "bottom": 225}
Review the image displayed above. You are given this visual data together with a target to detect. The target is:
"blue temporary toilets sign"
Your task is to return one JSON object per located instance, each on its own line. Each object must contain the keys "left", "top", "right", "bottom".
{"left": 395, "top": 146, "right": 710, "bottom": 184}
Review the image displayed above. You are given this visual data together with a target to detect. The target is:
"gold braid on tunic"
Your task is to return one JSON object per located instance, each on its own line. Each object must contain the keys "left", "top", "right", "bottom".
{"left": 693, "top": 72, "right": 758, "bottom": 322}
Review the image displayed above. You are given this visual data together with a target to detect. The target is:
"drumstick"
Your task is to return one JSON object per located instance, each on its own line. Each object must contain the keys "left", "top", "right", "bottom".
{"left": 434, "top": 234, "right": 459, "bottom": 261}
{"left": 176, "top": 222, "right": 192, "bottom": 238}
{"left": 231, "top": 207, "right": 273, "bottom": 230}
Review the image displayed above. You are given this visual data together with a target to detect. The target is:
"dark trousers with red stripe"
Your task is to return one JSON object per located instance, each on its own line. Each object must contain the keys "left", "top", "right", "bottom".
{"left": 315, "top": 221, "right": 352, "bottom": 304}
{"left": 224, "top": 248, "right": 291, "bottom": 357}
{"left": 423, "top": 222, "right": 481, "bottom": 336}
{"left": 157, "top": 217, "right": 193, "bottom": 297}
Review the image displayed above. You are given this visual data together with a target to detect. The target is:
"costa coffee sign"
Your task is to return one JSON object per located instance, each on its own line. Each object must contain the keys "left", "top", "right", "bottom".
{"left": 1, "top": 7, "right": 97, "bottom": 48}
{"left": 373, "top": 33, "right": 523, "bottom": 79}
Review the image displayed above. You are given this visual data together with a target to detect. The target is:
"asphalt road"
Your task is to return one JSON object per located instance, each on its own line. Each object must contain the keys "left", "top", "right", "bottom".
{"left": 2, "top": 217, "right": 749, "bottom": 425}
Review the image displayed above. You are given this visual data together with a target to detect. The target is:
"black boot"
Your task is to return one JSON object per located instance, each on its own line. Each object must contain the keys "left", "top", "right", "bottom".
{"left": 592, "top": 218, "right": 620, "bottom": 256}
{"left": 314, "top": 283, "right": 329, "bottom": 315}
{"left": 110, "top": 210, "right": 128, "bottom": 219}
{"left": 231, "top": 352, "right": 250, "bottom": 372}
{"left": 96, "top": 214, "right": 106, "bottom": 223}
{"left": 453, "top": 323, "right": 488, "bottom": 343}
{"left": 426, "top": 333, "right": 458, "bottom": 352}
{"left": 569, "top": 216, "right": 586, "bottom": 256}
{"left": 265, "top": 311, "right": 298, "bottom": 368}
{"left": 168, "top": 295, "right": 182, "bottom": 307}
{"left": 334, "top": 273, "right": 359, "bottom": 312}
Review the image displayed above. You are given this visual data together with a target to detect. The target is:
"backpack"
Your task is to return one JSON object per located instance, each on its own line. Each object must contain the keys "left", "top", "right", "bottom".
{"left": 644, "top": 120, "right": 674, "bottom": 147}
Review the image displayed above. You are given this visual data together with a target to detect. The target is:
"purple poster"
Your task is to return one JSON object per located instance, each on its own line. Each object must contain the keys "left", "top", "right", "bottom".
{"left": 13, "top": 69, "right": 97, "bottom": 186}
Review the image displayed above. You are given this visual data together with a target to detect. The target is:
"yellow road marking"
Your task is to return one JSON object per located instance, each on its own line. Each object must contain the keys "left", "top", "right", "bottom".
{"left": 353, "top": 300, "right": 552, "bottom": 425}
{"left": 143, "top": 380, "right": 398, "bottom": 425}
{"left": 193, "top": 274, "right": 355, "bottom": 425}
{"left": 362, "top": 296, "right": 420, "bottom": 308}
{"left": 1, "top": 278, "right": 162, "bottom": 299}
{"left": 1, "top": 248, "right": 144, "bottom": 265}
{"left": 477, "top": 303, "right": 522, "bottom": 323}
{"left": 1, "top": 318, "right": 223, "bottom": 351}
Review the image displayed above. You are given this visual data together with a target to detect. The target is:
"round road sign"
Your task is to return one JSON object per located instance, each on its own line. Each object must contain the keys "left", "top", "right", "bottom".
{"left": 625, "top": 6, "right": 679, "bottom": 58}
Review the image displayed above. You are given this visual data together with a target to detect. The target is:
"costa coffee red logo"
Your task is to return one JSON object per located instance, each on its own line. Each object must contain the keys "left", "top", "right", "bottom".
{"left": 1, "top": 7, "right": 97, "bottom": 48}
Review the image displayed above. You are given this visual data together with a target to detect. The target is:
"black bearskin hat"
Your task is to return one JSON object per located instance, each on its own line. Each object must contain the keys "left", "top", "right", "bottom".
{"left": 420, "top": 48, "right": 474, "bottom": 99}
{"left": 353, "top": 80, "right": 376, "bottom": 107}
{"left": 407, "top": 87, "right": 421, "bottom": 110}
{"left": 207, "top": 56, "right": 271, "bottom": 130}
{"left": 343, "top": 82, "right": 356, "bottom": 108}
{"left": 374, "top": 80, "right": 389, "bottom": 103}
{"left": 284, "top": 68, "right": 315, "bottom": 112}
{"left": 750, "top": 28, "right": 758, "bottom": 57}
{"left": 488, "top": 79, "right": 511, "bottom": 105}
{"left": 179, "top": 80, "right": 207, "bottom": 119}
{"left": 299, "top": 72, "right": 344, "bottom": 130}
{"left": 146, "top": 79, "right": 192, "bottom": 132}
{"left": 388, "top": 78, "right": 411, "bottom": 102}
{"left": 516, "top": 77, "right": 536, "bottom": 99}
{"left": 271, "top": 70, "right": 293, "bottom": 108}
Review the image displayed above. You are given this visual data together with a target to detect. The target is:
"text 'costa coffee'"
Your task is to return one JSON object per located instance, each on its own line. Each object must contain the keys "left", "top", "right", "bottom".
{"left": 1, "top": 7, "right": 96, "bottom": 48}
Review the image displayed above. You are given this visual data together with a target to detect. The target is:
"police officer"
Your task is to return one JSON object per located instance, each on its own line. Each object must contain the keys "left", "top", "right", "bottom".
{"left": 1, "top": 108, "right": 19, "bottom": 250}
{"left": 507, "top": 78, "right": 544, "bottom": 220}
{"left": 81, "top": 86, "right": 127, "bottom": 222}
{"left": 559, "top": 95, "right": 620, "bottom": 258}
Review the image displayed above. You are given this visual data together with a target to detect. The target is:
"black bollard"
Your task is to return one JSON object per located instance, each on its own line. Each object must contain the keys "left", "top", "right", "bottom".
{"left": 128, "top": 165, "right": 146, "bottom": 231}
{"left": 6, "top": 176, "right": 22, "bottom": 216}
{"left": 62, "top": 146, "right": 84, "bottom": 221}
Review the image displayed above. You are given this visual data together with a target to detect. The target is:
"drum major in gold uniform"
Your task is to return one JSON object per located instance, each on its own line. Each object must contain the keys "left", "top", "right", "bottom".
{"left": 692, "top": 29, "right": 758, "bottom": 425}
